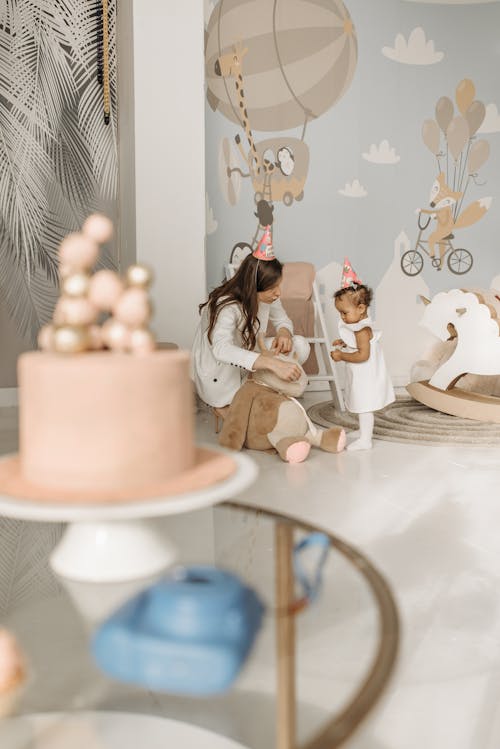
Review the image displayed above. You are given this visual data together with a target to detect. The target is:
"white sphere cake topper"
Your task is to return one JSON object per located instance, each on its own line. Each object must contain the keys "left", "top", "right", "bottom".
{"left": 37, "top": 324, "right": 55, "bottom": 351}
{"left": 129, "top": 327, "right": 156, "bottom": 355}
{"left": 101, "top": 318, "right": 131, "bottom": 352}
{"left": 88, "top": 269, "right": 124, "bottom": 310}
{"left": 62, "top": 272, "right": 91, "bottom": 298}
{"left": 82, "top": 213, "right": 114, "bottom": 244}
{"left": 113, "top": 288, "right": 151, "bottom": 327}
{"left": 38, "top": 214, "right": 158, "bottom": 355}
{"left": 59, "top": 233, "right": 99, "bottom": 270}
{"left": 55, "top": 297, "right": 98, "bottom": 327}
{"left": 88, "top": 324, "right": 104, "bottom": 350}
{"left": 53, "top": 325, "right": 90, "bottom": 354}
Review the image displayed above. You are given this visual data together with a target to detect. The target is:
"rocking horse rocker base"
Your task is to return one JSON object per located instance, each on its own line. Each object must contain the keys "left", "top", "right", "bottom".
{"left": 407, "top": 380, "right": 500, "bottom": 424}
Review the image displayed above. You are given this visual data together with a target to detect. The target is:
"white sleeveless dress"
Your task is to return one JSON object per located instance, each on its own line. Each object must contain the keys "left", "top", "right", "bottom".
{"left": 338, "top": 316, "right": 395, "bottom": 413}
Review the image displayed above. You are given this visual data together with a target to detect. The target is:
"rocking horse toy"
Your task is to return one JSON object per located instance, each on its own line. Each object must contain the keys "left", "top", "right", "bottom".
{"left": 407, "top": 289, "right": 500, "bottom": 422}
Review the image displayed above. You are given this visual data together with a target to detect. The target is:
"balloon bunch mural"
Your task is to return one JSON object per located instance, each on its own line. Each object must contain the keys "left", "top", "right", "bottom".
{"left": 205, "top": 0, "right": 358, "bottom": 266}
{"left": 402, "top": 79, "right": 493, "bottom": 277}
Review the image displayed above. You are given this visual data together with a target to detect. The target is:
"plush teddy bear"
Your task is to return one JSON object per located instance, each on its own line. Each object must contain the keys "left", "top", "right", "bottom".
{"left": 218, "top": 344, "right": 346, "bottom": 463}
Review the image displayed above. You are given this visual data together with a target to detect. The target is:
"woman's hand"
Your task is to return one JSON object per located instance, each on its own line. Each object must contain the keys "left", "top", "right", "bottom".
{"left": 271, "top": 327, "right": 293, "bottom": 354}
{"left": 331, "top": 339, "right": 345, "bottom": 348}
{"left": 331, "top": 350, "right": 343, "bottom": 362}
{"left": 254, "top": 354, "right": 302, "bottom": 382}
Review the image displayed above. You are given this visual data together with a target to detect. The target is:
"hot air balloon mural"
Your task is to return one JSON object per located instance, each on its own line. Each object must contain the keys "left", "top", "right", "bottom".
{"left": 401, "top": 79, "right": 493, "bottom": 278}
{"left": 205, "top": 0, "right": 358, "bottom": 259}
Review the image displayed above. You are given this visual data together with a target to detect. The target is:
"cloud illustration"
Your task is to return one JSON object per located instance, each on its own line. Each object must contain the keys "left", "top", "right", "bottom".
{"left": 362, "top": 139, "right": 401, "bottom": 164}
{"left": 478, "top": 103, "right": 500, "bottom": 134}
{"left": 205, "top": 193, "right": 218, "bottom": 235}
{"left": 382, "top": 27, "right": 444, "bottom": 65}
{"left": 338, "top": 179, "right": 367, "bottom": 198}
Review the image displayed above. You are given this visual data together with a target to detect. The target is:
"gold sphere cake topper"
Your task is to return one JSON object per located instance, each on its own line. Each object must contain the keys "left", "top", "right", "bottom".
{"left": 61, "top": 272, "right": 91, "bottom": 298}
{"left": 38, "top": 215, "right": 156, "bottom": 355}
{"left": 126, "top": 264, "right": 153, "bottom": 289}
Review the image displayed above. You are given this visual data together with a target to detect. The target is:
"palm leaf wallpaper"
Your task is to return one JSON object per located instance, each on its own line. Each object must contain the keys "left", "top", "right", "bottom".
{"left": 0, "top": 0, "right": 118, "bottom": 345}
{"left": 0, "top": 518, "right": 63, "bottom": 615}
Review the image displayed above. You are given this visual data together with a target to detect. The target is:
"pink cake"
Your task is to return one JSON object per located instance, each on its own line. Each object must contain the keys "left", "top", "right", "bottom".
{"left": 18, "top": 350, "right": 195, "bottom": 494}
{"left": 0, "top": 216, "right": 236, "bottom": 504}
{"left": 0, "top": 347, "right": 236, "bottom": 504}
{"left": 0, "top": 347, "right": 237, "bottom": 503}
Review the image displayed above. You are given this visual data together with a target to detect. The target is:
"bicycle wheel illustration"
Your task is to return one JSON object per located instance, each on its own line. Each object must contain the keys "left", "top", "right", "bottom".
{"left": 401, "top": 250, "right": 424, "bottom": 277}
{"left": 447, "top": 248, "right": 473, "bottom": 275}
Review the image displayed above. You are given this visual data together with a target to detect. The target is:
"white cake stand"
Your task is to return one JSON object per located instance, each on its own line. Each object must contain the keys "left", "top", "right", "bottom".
{"left": 0, "top": 447, "right": 257, "bottom": 584}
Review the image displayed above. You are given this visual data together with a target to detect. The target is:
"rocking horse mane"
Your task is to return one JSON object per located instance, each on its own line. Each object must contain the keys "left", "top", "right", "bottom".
{"left": 420, "top": 288, "right": 500, "bottom": 390}
{"left": 461, "top": 288, "right": 500, "bottom": 334}
{"left": 422, "top": 289, "right": 500, "bottom": 335}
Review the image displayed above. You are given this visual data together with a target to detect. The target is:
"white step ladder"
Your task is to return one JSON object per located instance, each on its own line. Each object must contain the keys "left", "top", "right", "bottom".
{"left": 306, "top": 281, "right": 345, "bottom": 411}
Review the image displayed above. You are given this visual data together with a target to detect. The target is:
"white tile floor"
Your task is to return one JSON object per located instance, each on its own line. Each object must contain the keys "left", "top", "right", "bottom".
{"left": 1, "top": 396, "right": 500, "bottom": 748}
{"left": 196, "top": 393, "right": 500, "bottom": 749}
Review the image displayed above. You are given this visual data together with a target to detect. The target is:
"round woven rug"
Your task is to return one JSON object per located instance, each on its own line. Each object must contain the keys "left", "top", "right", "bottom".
{"left": 307, "top": 397, "right": 500, "bottom": 446}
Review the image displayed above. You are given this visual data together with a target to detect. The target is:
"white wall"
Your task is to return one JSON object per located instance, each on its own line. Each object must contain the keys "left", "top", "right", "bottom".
{"left": 132, "top": 0, "right": 206, "bottom": 350}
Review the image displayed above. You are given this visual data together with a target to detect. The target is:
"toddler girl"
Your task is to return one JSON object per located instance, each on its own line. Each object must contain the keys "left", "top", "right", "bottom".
{"left": 331, "top": 284, "right": 394, "bottom": 450}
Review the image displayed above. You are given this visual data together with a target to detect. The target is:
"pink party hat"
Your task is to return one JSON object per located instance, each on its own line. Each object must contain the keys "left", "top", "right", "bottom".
{"left": 253, "top": 226, "right": 275, "bottom": 261}
{"left": 341, "top": 257, "right": 362, "bottom": 288}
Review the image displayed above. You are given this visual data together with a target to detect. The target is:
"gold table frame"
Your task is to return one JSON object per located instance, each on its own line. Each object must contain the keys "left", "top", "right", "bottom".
{"left": 224, "top": 501, "right": 400, "bottom": 749}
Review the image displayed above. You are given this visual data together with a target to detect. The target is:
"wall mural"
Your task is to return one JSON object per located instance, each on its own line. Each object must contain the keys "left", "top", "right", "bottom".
{"left": 382, "top": 26, "right": 444, "bottom": 66}
{"left": 0, "top": 0, "right": 117, "bottom": 344}
{"left": 402, "top": 79, "right": 493, "bottom": 277}
{"left": 205, "top": 0, "right": 358, "bottom": 264}
{"left": 205, "top": 0, "right": 500, "bottom": 385}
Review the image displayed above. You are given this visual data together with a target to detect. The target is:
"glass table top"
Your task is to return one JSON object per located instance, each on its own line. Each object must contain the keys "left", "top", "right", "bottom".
{"left": 0, "top": 502, "right": 399, "bottom": 748}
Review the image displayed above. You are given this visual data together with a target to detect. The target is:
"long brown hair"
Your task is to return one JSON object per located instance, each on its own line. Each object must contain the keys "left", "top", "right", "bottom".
{"left": 199, "top": 255, "right": 283, "bottom": 350}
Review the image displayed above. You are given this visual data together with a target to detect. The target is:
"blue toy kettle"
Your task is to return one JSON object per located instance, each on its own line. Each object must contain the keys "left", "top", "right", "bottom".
{"left": 91, "top": 566, "right": 265, "bottom": 696}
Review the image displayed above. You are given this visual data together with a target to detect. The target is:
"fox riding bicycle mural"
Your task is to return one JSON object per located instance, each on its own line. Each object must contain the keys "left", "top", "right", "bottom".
{"left": 401, "top": 78, "right": 493, "bottom": 277}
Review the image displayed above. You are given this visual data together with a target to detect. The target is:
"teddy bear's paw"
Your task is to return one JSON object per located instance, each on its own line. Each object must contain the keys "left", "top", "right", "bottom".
{"left": 286, "top": 441, "right": 311, "bottom": 463}
{"left": 320, "top": 428, "right": 346, "bottom": 453}
{"left": 276, "top": 437, "right": 311, "bottom": 463}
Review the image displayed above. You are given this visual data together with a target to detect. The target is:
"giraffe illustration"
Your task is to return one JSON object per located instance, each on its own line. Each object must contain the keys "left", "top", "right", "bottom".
{"left": 214, "top": 41, "right": 275, "bottom": 183}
